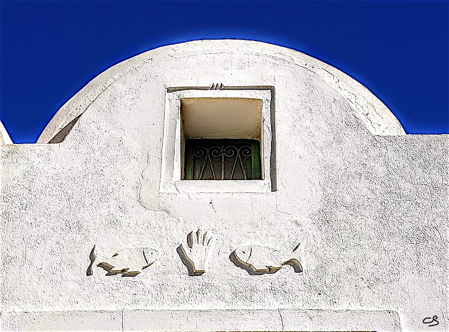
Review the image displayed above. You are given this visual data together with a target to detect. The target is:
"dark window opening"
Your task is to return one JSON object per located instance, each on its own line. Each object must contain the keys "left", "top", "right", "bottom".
{"left": 184, "top": 139, "right": 261, "bottom": 180}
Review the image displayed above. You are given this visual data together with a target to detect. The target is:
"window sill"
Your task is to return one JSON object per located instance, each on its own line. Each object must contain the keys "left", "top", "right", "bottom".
{"left": 166, "top": 180, "right": 271, "bottom": 193}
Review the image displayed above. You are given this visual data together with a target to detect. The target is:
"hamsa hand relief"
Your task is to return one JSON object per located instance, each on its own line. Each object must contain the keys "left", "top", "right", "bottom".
{"left": 86, "top": 229, "right": 303, "bottom": 277}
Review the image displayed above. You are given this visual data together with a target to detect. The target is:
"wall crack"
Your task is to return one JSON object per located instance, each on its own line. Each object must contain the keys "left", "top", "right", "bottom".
{"left": 278, "top": 308, "right": 285, "bottom": 331}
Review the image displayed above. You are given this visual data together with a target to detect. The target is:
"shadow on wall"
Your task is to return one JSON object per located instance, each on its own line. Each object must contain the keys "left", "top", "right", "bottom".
{"left": 48, "top": 114, "right": 82, "bottom": 143}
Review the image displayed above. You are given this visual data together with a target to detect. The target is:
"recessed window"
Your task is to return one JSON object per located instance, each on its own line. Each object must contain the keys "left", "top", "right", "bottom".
{"left": 180, "top": 97, "right": 263, "bottom": 181}
{"left": 161, "top": 88, "right": 274, "bottom": 193}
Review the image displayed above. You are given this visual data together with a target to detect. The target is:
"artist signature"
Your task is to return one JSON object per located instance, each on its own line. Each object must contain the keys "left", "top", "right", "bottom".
{"left": 423, "top": 315, "right": 439, "bottom": 327}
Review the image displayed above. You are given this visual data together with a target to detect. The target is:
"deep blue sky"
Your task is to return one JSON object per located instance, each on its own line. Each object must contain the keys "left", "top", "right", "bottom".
{"left": 0, "top": 1, "right": 448, "bottom": 143}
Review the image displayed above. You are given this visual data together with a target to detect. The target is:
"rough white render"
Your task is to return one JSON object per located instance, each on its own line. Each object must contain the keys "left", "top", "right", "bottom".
{"left": 0, "top": 40, "right": 447, "bottom": 331}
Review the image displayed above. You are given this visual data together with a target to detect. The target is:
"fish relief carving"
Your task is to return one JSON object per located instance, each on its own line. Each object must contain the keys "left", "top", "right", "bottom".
{"left": 86, "top": 245, "right": 160, "bottom": 277}
{"left": 230, "top": 243, "right": 303, "bottom": 275}
{"left": 177, "top": 229, "right": 215, "bottom": 276}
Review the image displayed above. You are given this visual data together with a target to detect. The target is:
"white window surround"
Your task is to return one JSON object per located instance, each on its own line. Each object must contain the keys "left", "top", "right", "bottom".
{"left": 160, "top": 88, "right": 273, "bottom": 193}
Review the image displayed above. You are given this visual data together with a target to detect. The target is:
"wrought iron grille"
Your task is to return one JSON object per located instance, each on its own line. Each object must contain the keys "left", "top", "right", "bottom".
{"left": 184, "top": 139, "right": 261, "bottom": 180}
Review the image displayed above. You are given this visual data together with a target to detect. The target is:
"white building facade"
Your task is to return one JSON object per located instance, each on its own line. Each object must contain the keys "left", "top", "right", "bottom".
{"left": 0, "top": 40, "right": 447, "bottom": 331}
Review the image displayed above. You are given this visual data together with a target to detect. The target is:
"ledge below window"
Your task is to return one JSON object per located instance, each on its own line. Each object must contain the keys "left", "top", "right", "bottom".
{"left": 168, "top": 179, "right": 271, "bottom": 193}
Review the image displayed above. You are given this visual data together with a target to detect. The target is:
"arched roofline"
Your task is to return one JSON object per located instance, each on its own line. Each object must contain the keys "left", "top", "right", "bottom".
{"left": 37, "top": 39, "right": 405, "bottom": 143}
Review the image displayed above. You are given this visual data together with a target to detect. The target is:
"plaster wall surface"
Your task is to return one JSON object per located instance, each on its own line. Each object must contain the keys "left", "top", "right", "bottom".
{"left": 0, "top": 40, "right": 447, "bottom": 331}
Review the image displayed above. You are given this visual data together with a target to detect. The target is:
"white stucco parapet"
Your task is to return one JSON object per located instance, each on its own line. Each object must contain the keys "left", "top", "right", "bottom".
{"left": 1, "top": 40, "right": 447, "bottom": 331}
{"left": 37, "top": 40, "right": 404, "bottom": 144}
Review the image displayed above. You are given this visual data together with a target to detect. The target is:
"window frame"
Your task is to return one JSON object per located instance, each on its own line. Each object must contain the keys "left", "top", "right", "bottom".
{"left": 160, "top": 88, "right": 273, "bottom": 193}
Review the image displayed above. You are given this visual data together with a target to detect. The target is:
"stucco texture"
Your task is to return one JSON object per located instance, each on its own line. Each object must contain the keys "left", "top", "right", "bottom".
{"left": 0, "top": 40, "right": 447, "bottom": 331}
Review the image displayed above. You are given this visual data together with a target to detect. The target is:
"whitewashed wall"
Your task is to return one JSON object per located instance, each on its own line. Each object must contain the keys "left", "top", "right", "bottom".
{"left": 0, "top": 40, "right": 447, "bottom": 331}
